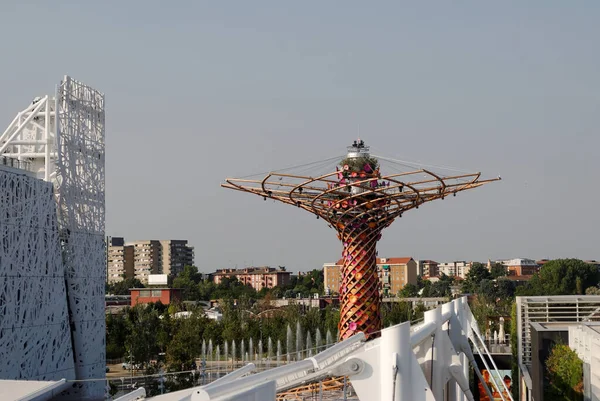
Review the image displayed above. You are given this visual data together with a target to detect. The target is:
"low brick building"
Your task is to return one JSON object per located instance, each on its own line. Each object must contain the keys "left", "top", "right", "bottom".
{"left": 130, "top": 288, "right": 183, "bottom": 306}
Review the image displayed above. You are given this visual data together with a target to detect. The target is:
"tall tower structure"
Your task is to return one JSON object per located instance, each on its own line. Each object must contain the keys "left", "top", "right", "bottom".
{"left": 222, "top": 140, "right": 499, "bottom": 340}
{"left": 0, "top": 76, "right": 105, "bottom": 399}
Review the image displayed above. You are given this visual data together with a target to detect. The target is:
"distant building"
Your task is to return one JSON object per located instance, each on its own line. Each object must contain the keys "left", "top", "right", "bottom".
{"left": 323, "top": 257, "right": 418, "bottom": 296}
{"left": 378, "top": 258, "right": 418, "bottom": 296}
{"left": 129, "top": 240, "right": 162, "bottom": 283}
{"left": 107, "top": 238, "right": 195, "bottom": 284}
{"left": 500, "top": 258, "right": 539, "bottom": 276}
{"left": 130, "top": 288, "right": 183, "bottom": 307}
{"left": 585, "top": 260, "right": 600, "bottom": 269}
{"left": 418, "top": 260, "right": 439, "bottom": 277}
{"left": 437, "top": 261, "right": 471, "bottom": 279}
{"left": 212, "top": 266, "right": 291, "bottom": 292}
{"left": 106, "top": 237, "right": 134, "bottom": 283}
{"left": 160, "top": 240, "right": 194, "bottom": 277}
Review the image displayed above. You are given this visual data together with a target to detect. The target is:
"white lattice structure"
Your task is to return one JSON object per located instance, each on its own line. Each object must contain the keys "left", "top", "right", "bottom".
{"left": 0, "top": 76, "right": 106, "bottom": 400}
{"left": 0, "top": 166, "right": 75, "bottom": 381}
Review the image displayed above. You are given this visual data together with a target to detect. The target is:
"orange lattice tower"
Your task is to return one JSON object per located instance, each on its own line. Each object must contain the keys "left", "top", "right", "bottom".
{"left": 222, "top": 140, "right": 499, "bottom": 340}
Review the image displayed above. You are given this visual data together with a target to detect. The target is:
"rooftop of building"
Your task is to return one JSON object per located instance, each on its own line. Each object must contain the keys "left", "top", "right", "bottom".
{"left": 213, "top": 266, "right": 289, "bottom": 275}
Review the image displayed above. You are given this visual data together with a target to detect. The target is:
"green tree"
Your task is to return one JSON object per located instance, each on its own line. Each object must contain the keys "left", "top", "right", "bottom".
{"left": 106, "top": 312, "right": 128, "bottom": 359}
{"left": 166, "top": 309, "right": 208, "bottom": 371}
{"left": 462, "top": 263, "right": 492, "bottom": 293}
{"left": 429, "top": 275, "right": 454, "bottom": 298}
{"left": 510, "top": 303, "right": 519, "bottom": 400}
{"left": 125, "top": 304, "right": 162, "bottom": 366}
{"left": 517, "top": 259, "right": 600, "bottom": 296}
{"left": 398, "top": 283, "right": 418, "bottom": 298}
{"left": 420, "top": 279, "right": 432, "bottom": 297}
{"left": 490, "top": 262, "right": 507, "bottom": 279}
{"left": 107, "top": 278, "right": 144, "bottom": 295}
{"left": 381, "top": 301, "right": 412, "bottom": 326}
{"left": 173, "top": 265, "right": 202, "bottom": 301}
{"left": 323, "top": 305, "right": 340, "bottom": 338}
{"left": 198, "top": 280, "right": 217, "bottom": 300}
{"left": 545, "top": 342, "right": 583, "bottom": 400}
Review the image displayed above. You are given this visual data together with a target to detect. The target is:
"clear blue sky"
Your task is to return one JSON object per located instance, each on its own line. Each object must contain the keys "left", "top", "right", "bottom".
{"left": 1, "top": 1, "right": 598, "bottom": 272}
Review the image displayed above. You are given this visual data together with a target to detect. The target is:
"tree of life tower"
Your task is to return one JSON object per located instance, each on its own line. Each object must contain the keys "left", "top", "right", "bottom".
{"left": 222, "top": 140, "right": 499, "bottom": 340}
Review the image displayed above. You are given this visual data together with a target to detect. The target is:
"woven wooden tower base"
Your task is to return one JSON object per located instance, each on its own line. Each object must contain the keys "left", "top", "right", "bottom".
{"left": 338, "top": 227, "right": 382, "bottom": 341}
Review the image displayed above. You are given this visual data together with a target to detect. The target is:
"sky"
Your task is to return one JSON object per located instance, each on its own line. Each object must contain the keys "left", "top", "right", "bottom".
{"left": 1, "top": 2, "right": 598, "bottom": 273}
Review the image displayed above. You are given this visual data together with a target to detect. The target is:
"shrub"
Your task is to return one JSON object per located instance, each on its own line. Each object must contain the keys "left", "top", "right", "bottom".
{"left": 545, "top": 342, "right": 583, "bottom": 400}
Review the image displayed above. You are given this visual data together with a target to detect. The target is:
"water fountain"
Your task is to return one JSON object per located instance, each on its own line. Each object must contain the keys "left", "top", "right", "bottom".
{"left": 256, "top": 338, "right": 262, "bottom": 363}
{"left": 306, "top": 331, "right": 313, "bottom": 357}
{"left": 241, "top": 339, "right": 245, "bottom": 363}
{"left": 249, "top": 338, "right": 254, "bottom": 362}
{"left": 315, "top": 328, "right": 322, "bottom": 353}
{"left": 224, "top": 341, "right": 229, "bottom": 373}
{"left": 267, "top": 337, "right": 273, "bottom": 369}
{"left": 276, "top": 340, "right": 282, "bottom": 366}
{"left": 216, "top": 345, "right": 220, "bottom": 377}
{"left": 296, "top": 321, "right": 302, "bottom": 360}
{"left": 232, "top": 341, "right": 237, "bottom": 370}
{"left": 208, "top": 340, "right": 213, "bottom": 381}
{"left": 326, "top": 330, "right": 333, "bottom": 348}
{"left": 286, "top": 325, "right": 293, "bottom": 363}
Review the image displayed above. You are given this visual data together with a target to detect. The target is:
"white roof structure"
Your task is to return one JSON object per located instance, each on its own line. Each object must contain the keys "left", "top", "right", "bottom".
{"left": 0, "top": 379, "right": 70, "bottom": 401}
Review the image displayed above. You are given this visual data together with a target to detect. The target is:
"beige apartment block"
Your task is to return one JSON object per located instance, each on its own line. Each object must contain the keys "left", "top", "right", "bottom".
{"left": 323, "top": 257, "right": 418, "bottom": 296}
{"left": 107, "top": 238, "right": 195, "bottom": 284}
{"left": 106, "top": 237, "right": 134, "bottom": 283}
{"left": 437, "top": 261, "right": 472, "bottom": 279}
{"left": 130, "top": 240, "right": 162, "bottom": 284}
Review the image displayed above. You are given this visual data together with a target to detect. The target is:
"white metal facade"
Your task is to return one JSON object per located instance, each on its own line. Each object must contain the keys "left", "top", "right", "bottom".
{"left": 0, "top": 76, "right": 106, "bottom": 399}
{"left": 0, "top": 167, "right": 76, "bottom": 381}
{"left": 55, "top": 76, "right": 106, "bottom": 399}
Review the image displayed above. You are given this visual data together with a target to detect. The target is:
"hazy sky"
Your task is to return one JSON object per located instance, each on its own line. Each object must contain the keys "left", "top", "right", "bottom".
{"left": 1, "top": 2, "right": 598, "bottom": 272}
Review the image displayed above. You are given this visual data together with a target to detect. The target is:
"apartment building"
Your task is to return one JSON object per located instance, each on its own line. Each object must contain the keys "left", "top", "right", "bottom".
{"left": 323, "top": 257, "right": 418, "bottom": 296}
{"left": 418, "top": 260, "right": 439, "bottom": 278}
{"left": 106, "top": 238, "right": 195, "bottom": 284}
{"left": 437, "top": 261, "right": 471, "bottom": 279}
{"left": 160, "top": 240, "right": 194, "bottom": 276}
{"left": 500, "top": 258, "right": 540, "bottom": 276}
{"left": 130, "top": 240, "right": 162, "bottom": 284}
{"left": 106, "top": 237, "right": 134, "bottom": 283}
{"left": 212, "top": 266, "right": 291, "bottom": 291}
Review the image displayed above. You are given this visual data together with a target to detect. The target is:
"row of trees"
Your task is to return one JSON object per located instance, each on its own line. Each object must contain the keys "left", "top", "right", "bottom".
{"left": 107, "top": 297, "right": 424, "bottom": 368}
{"left": 105, "top": 266, "right": 325, "bottom": 300}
